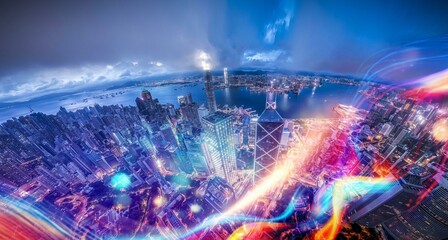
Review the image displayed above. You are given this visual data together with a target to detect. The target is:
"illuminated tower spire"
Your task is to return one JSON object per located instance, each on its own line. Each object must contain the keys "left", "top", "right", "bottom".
{"left": 204, "top": 70, "right": 217, "bottom": 113}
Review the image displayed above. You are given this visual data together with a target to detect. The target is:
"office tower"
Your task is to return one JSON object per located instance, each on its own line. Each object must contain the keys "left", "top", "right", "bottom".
{"left": 184, "top": 135, "right": 210, "bottom": 176}
{"left": 249, "top": 115, "right": 258, "bottom": 148}
{"left": 254, "top": 91, "right": 284, "bottom": 183}
{"left": 349, "top": 173, "right": 423, "bottom": 227}
{"left": 204, "top": 70, "right": 217, "bottom": 113}
{"left": 177, "top": 93, "right": 193, "bottom": 106}
{"left": 280, "top": 127, "right": 291, "bottom": 149}
{"left": 198, "top": 104, "right": 209, "bottom": 126}
{"left": 224, "top": 67, "right": 229, "bottom": 86}
{"left": 241, "top": 114, "right": 250, "bottom": 146}
{"left": 178, "top": 93, "right": 201, "bottom": 128}
{"left": 382, "top": 173, "right": 448, "bottom": 240}
{"left": 202, "top": 112, "right": 237, "bottom": 184}
{"left": 141, "top": 89, "right": 152, "bottom": 101}
{"left": 160, "top": 124, "right": 178, "bottom": 147}
{"left": 135, "top": 89, "right": 168, "bottom": 131}
{"left": 165, "top": 104, "right": 177, "bottom": 117}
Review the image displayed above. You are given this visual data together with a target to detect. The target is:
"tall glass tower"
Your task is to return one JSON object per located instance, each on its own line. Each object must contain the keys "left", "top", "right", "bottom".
{"left": 204, "top": 70, "right": 217, "bottom": 113}
{"left": 254, "top": 90, "right": 284, "bottom": 183}
{"left": 223, "top": 67, "right": 229, "bottom": 86}
{"left": 202, "top": 112, "right": 237, "bottom": 184}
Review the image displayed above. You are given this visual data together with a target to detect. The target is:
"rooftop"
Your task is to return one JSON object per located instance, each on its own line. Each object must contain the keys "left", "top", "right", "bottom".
{"left": 202, "top": 111, "right": 231, "bottom": 124}
{"left": 258, "top": 109, "right": 284, "bottom": 123}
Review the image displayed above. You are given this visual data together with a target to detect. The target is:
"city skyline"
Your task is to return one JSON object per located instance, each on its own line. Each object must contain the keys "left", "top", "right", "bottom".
{"left": 1, "top": 1, "right": 448, "bottom": 240}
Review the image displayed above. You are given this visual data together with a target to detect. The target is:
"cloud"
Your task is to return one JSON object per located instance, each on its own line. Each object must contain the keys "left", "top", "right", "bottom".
{"left": 150, "top": 61, "right": 163, "bottom": 67}
{"left": 243, "top": 50, "right": 285, "bottom": 63}
{"left": 264, "top": 10, "right": 293, "bottom": 44}
{"left": 0, "top": 0, "right": 447, "bottom": 102}
{"left": 0, "top": 60, "right": 169, "bottom": 102}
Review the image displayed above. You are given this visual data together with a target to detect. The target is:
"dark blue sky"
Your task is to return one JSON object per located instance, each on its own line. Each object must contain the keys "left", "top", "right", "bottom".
{"left": 0, "top": 0, "right": 448, "bottom": 101}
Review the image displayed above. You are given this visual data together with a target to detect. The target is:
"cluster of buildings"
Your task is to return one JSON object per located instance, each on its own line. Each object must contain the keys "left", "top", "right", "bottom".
{"left": 0, "top": 68, "right": 294, "bottom": 238}
{"left": 344, "top": 88, "right": 448, "bottom": 240}
{"left": 296, "top": 84, "right": 448, "bottom": 239}
{"left": 0, "top": 68, "right": 447, "bottom": 239}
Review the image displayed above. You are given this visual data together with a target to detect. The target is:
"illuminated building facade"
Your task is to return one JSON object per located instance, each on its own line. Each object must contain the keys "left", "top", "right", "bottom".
{"left": 224, "top": 67, "right": 229, "bottom": 86}
{"left": 202, "top": 112, "right": 237, "bottom": 184}
{"left": 253, "top": 91, "right": 284, "bottom": 183}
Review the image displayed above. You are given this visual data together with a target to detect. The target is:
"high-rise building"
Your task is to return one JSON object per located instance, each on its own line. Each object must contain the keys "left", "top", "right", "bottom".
{"left": 204, "top": 70, "right": 217, "bottom": 113}
{"left": 224, "top": 67, "right": 229, "bottom": 86}
{"left": 202, "top": 112, "right": 237, "bottom": 184}
{"left": 253, "top": 91, "right": 284, "bottom": 183}
{"left": 349, "top": 174, "right": 423, "bottom": 227}
{"left": 160, "top": 124, "right": 178, "bottom": 147}
{"left": 184, "top": 135, "right": 210, "bottom": 176}
{"left": 135, "top": 89, "right": 168, "bottom": 131}
{"left": 382, "top": 173, "right": 448, "bottom": 240}
{"left": 249, "top": 115, "right": 258, "bottom": 148}
{"left": 177, "top": 93, "right": 193, "bottom": 106}
{"left": 198, "top": 104, "right": 209, "bottom": 127}
{"left": 178, "top": 93, "right": 201, "bottom": 128}
{"left": 141, "top": 89, "right": 152, "bottom": 101}
{"left": 280, "top": 127, "right": 291, "bottom": 149}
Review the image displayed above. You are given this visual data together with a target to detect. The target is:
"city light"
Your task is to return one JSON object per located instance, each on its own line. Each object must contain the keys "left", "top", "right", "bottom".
{"left": 153, "top": 196, "right": 166, "bottom": 208}
{"left": 432, "top": 118, "right": 448, "bottom": 142}
{"left": 1, "top": 6, "right": 447, "bottom": 238}
{"left": 313, "top": 177, "right": 395, "bottom": 240}
{"left": 110, "top": 173, "right": 131, "bottom": 190}
{"left": 190, "top": 204, "right": 201, "bottom": 213}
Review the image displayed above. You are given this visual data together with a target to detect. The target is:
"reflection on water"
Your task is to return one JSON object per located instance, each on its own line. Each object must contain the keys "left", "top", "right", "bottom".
{"left": 0, "top": 83, "right": 365, "bottom": 122}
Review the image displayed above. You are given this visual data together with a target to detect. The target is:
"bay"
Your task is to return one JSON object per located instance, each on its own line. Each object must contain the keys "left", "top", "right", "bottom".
{"left": 0, "top": 82, "right": 365, "bottom": 122}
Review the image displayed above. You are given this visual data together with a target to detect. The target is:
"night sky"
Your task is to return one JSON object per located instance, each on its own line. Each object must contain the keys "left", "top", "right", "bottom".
{"left": 1, "top": 0, "right": 448, "bottom": 102}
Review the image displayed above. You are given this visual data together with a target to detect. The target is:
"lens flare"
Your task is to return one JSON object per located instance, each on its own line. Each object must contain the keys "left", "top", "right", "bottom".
{"left": 190, "top": 204, "right": 201, "bottom": 213}
{"left": 227, "top": 222, "right": 288, "bottom": 240}
{"left": 0, "top": 197, "right": 72, "bottom": 239}
{"left": 154, "top": 195, "right": 166, "bottom": 208}
{"left": 111, "top": 172, "right": 131, "bottom": 190}
{"left": 312, "top": 177, "right": 394, "bottom": 240}
{"left": 432, "top": 118, "right": 448, "bottom": 142}
{"left": 403, "top": 68, "right": 448, "bottom": 99}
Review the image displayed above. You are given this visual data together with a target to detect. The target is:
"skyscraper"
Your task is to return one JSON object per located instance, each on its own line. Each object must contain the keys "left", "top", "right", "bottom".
{"left": 253, "top": 91, "right": 284, "bottom": 183}
{"left": 382, "top": 173, "right": 448, "bottom": 239}
{"left": 204, "top": 70, "right": 217, "bottom": 113}
{"left": 224, "top": 67, "right": 229, "bottom": 86}
{"left": 178, "top": 93, "right": 201, "bottom": 128}
{"left": 135, "top": 89, "right": 168, "bottom": 131}
{"left": 202, "top": 112, "right": 237, "bottom": 184}
{"left": 349, "top": 173, "right": 423, "bottom": 227}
